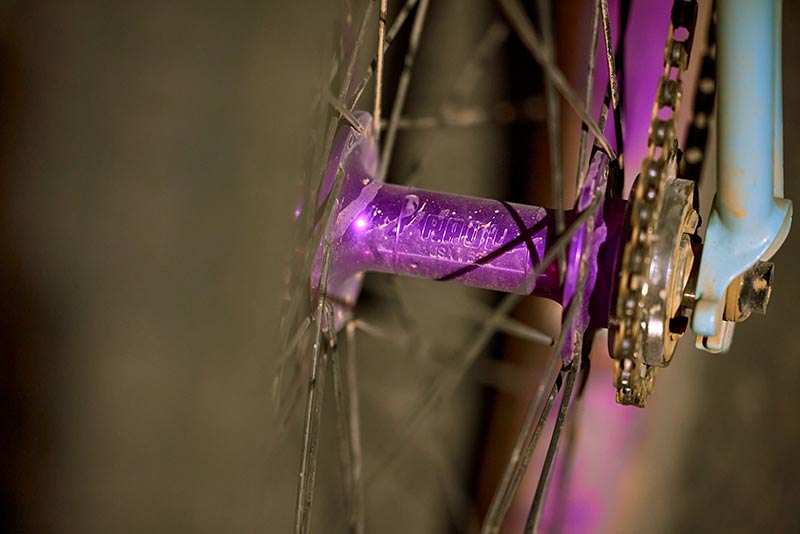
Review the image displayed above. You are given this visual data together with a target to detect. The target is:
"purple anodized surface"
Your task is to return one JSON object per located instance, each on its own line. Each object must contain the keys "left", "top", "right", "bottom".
{"left": 314, "top": 112, "right": 627, "bottom": 360}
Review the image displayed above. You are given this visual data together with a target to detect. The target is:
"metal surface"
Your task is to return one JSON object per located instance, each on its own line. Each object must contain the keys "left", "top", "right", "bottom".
{"left": 692, "top": 0, "right": 792, "bottom": 339}
{"left": 641, "top": 175, "right": 698, "bottom": 367}
{"left": 723, "top": 261, "right": 774, "bottom": 323}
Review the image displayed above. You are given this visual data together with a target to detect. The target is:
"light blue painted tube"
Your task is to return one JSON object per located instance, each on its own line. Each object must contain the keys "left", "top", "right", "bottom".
{"left": 717, "top": 0, "right": 776, "bottom": 228}
{"left": 692, "top": 0, "right": 792, "bottom": 338}
{"left": 774, "top": 0, "right": 784, "bottom": 198}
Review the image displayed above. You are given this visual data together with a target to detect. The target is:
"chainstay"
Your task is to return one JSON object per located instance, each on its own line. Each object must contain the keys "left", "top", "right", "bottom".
{"left": 612, "top": 0, "right": 699, "bottom": 406}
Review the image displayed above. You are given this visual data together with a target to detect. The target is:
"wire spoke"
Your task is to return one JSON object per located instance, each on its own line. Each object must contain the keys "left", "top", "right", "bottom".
{"left": 497, "top": 0, "right": 616, "bottom": 159}
{"left": 524, "top": 195, "right": 596, "bottom": 533}
{"left": 378, "top": 0, "right": 431, "bottom": 181}
{"left": 325, "top": 89, "right": 366, "bottom": 133}
{"left": 293, "top": 253, "right": 333, "bottom": 534}
{"left": 309, "top": 0, "right": 376, "bottom": 234}
{"left": 484, "top": 167, "right": 599, "bottom": 532}
{"left": 338, "top": 0, "right": 377, "bottom": 104}
{"left": 451, "top": 20, "right": 511, "bottom": 104}
{"left": 350, "top": 0, "right": 421, "bottom": 108}
{"left": 401, "top": 20, "right": 510, "bottom": 186}
{"left": 297, "top": 1, "right": 625, "bottom": 530}
{"left": 524, "top": 188, "right": 603, "bottom": 290}
{"left": 491, "top": 316, "right": 554, "bottom": 346}
{"left": 352, "top": 317, "right": 410, "bottom": 345}
{"left": 382, "top": 96, "right": 546, "bottom": 131}
{"left": 273, "top": 315, "right": 312, "bottom": 411}
{"left": 600, "top": 0, "right": 628, "bottom": 168}
{"left": 611, "top": 0, "right": 633, "bottom": 170}
{"left": 524, "top": 355, "right": 581, "bottom": 534}
{"left": 363, "top": 282, "right": 553, "bottom": 347}
{"left": 548, "top": 392, "right": 583, "bottom": 533}
{"left": 374, "top": 0, "right": 388, "bottom": 137}
{"left": 365, "top": 177, "right": 602, "bottom": 482}
{"left": 600, "top": 0, "right": 620, "bottom": 110}
{"left": 294, "top": 119, "right": 349, "bottom": 530}
{"left": 462, "top": 304, "right": 554, "bottom": 346}
{"left": 366, "top": 278, "right": 431, "bottom": 361}
{"left": 365, "top": 291, "right": 521, "bottom": 484}
{"left": 479, "top": 357, "right": 561, "bottom": 534}
{"left": 344, "top": 324, "right": 366, "bottom": 534}
{"left": 575, "top": 0, "right": 602, "bottom": 192}
{"left": 330, "top": 317, "right": 366, "bottom": 534}
{"left": 367, "top": 276, "right": 554, "bottom": 346}
{"left": 535, "top": 0, "right": 566, "bottom": 283}
{"left": 479, "top": 295, "right": 581, "bottom": 533}
{"left": 326, "top": 304, "right": 354, "bottom": 525}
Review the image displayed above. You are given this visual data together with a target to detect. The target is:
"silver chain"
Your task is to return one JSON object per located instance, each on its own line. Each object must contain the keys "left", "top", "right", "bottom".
{"left": 611, "top": 0, "right": 699, "bottom": 406}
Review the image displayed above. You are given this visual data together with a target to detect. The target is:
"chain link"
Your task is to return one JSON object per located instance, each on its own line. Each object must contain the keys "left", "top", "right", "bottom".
{"left": 611, "top": 0, "right": 699, "bottom": 406}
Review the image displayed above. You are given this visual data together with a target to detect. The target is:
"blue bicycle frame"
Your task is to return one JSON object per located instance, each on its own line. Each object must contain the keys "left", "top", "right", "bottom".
{"left": 693, "top": 0, "right": 792, "bottom": 350}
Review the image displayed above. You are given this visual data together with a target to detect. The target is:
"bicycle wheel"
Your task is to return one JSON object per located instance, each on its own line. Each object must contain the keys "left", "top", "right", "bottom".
{"left": 275, "top": 1, "right": 709, "bottom": 532}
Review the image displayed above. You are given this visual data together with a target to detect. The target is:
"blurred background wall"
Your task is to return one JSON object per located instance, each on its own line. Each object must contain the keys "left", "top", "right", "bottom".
{"left": 0, "top": 2, "right": 337, "bottom": 531}
{"left": 0, "top": 1, "right": 797, "bottom": 533}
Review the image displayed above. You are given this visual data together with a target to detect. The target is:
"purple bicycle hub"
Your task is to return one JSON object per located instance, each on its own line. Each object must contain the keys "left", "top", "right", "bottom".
{"left": 314, "top": 112, "right": 628, "bottom": 360}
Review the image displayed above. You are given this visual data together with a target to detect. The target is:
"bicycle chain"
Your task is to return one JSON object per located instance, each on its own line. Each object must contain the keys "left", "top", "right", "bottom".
{"left": 681, "top": 6, "right": 716, "bottom": 183}
{"left": 611, "top": 0, "right": 699, "bottom": 406}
